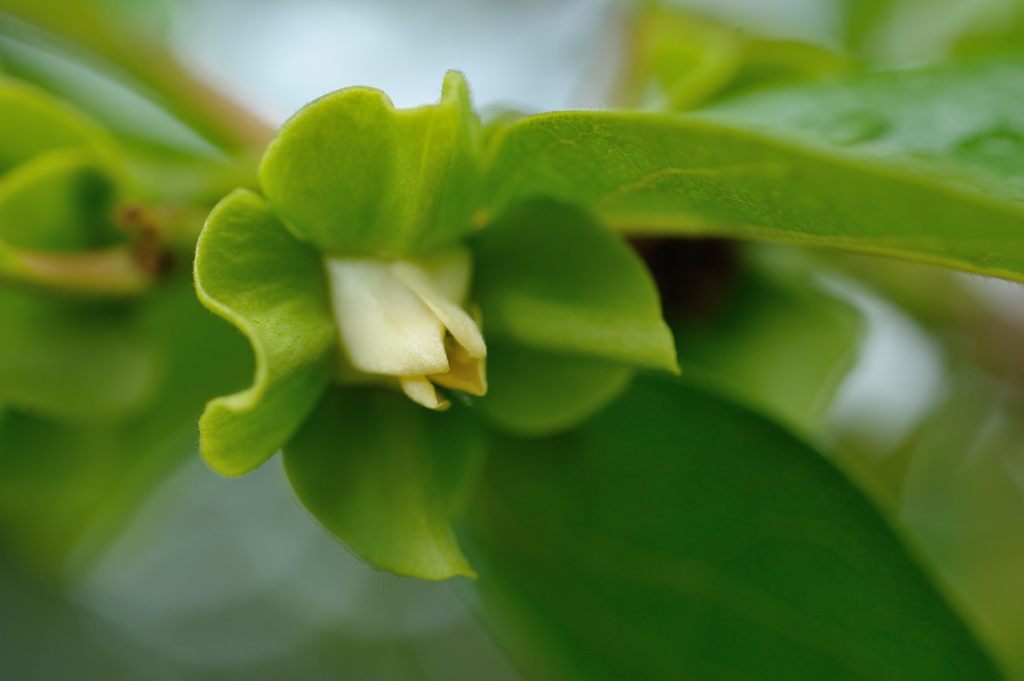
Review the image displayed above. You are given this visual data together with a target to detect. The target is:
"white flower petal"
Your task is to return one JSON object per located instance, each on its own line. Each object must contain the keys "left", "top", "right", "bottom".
{"left": 327, "top": 248, "right": 489, "bottom": 410}
{"left": 326, "top": 258, "right": 449, "bottom": 376}
{"left": 391, "top": 248, "right": 487, "bottom": 360}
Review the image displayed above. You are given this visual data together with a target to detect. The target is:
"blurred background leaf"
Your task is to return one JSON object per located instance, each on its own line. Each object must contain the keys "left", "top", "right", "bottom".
{"left": 669, "top": 244, "right": 865, "bottom": 438}
{"left": 0, "top": 0, "right": 270, "bottom": 153}
{"left": 0, "top": 280, "right": 250, "bottom": 575}
{"left": 618, "top": 6, "right": 850, "bottom": 110}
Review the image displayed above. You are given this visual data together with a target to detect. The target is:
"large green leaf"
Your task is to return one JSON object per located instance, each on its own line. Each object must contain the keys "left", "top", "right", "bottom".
{"left": 260, "top": 71, "right": 481, "bottom": 258}
{"left": 284, "top": 388, "right": 483, "bottom": 580}
{"left": 483, "top": 56, "right": 1024, "bottom": 282}
{"left": 701, "top": 56, "right": 1024, "bottom": 198}
{"left": 462, "top": 378, "right": 1002, "bottom": 680}
{"left": 472, "top": 200, "right": 676, "bottom": 372}
{"left": 194, "top": 189, "right": 336, "bottom": 476}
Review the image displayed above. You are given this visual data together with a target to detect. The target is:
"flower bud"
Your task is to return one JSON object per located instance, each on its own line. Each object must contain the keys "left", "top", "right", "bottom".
{"left": 326, "top": 246, "right": 486, "bottom": 410}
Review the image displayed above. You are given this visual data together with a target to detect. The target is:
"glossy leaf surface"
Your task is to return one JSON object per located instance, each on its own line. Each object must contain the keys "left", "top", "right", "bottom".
{"left": 484, "top": 57, "right": 1024, "bottom": 282}
{"left": 463, "top": 378, "right": 1002, "bottom": 681}
{"left": 701, "top": 55, "right": 1024, "bottom": 199}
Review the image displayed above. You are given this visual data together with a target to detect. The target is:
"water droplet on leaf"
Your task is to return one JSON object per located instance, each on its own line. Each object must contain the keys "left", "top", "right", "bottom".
{"left": 954, "top": 123, "right": 1024, "bottom": 173}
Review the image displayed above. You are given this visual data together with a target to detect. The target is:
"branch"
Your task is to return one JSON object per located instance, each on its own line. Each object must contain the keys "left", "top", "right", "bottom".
{"left": 1, "top": 244, "right": 160, "bottom": 297}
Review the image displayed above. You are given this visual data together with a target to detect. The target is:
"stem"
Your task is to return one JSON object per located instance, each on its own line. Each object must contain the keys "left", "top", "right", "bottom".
{"left": 1, "top": 244, "right": 158, "bottom": 297}
{"left": 0, "top": 7, "right": 275, "bottom": 155}
{"left": 115, "top": 201, "right": 207, "bottom": 258}
{"left": 116, "top": 49, "right": 275, "bottom": 155}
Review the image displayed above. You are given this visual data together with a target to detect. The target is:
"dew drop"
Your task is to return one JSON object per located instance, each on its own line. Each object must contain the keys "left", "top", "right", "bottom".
{"left": 954, "top": 123, "right": 1024, "bottom": 173}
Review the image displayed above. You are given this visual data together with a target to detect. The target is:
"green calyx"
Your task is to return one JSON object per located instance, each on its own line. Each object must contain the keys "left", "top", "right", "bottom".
{"left": 194, "top": 73, "right": 679, "bottom": 581}
{"left": 259, "top": 70, "right": 482, "bottom": 258}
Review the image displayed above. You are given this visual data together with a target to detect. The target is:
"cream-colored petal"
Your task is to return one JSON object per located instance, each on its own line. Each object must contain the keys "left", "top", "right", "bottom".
{"left": 391, "top": 249, "right": 487, "bottom": 360}
{"left": 400, "top": 376, "right": 451, "bottom": 411}
{"left": 430, "top": 335, "right": 487, "bottom": 396}
{"left": 326, "top": 258, "right": 449, "bottom": 376}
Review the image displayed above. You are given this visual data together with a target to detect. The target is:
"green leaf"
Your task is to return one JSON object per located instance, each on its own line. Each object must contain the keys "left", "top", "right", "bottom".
{"left": 472, "top": 200, "right": 677, "bottom": 372}
{"left": 0, "top": 287, "right": 158, "bottom": 422}
{"left": 470, "top": 340, "right": 633, "bottom": 437}
{"left": 0, "top": 279, "right": 251, "bottom": 574}
{"left": 0, "top": 0, "right": 270, "bottom": 154}
{"left": 260, "top": 71, "right": 481, "bottom": 258}
{"left": 284, "top": 387, "right": 482, "bottom": 580}
{"left": 0, "top": 144, "right": 151, "bottom": 295}
{"left": 676, "top": 247, "right": 865, "bottom": 436}
{"left": 0, "top": 81, "right": 152, "bottom": 295}
{"left": 838, "top": 0, "right": 897, "bottom": 51}
{"left": 483, "top": 56, "right": 1024, "bottom": 283}
{"left": 890, "top": 368, "right": 1024, "bottom": 677}
{"left": 0, "top": 78, "right": 112, "bottom": 173}
{"left": 0, "top": 110, "right": 156, "bottom": 419}
{"left": 721, "top": 38, "right": 850, "bottom": 101}
{"left": 194, "top": 189, "right": 336, "bottom": 476}
{"left": 0, "top": 148, "right": 121, "bottom": 251}
{"left": 701, "top": 56, "right": 1024, "bottom": 197}
{"left": 622, "top": 8, "right": 742, "bottom": 111}
{"left": 462, "top": 378, "right": 1003, "bottom": 680}
{"left": 621, "top": 8, "right": 847, "bottom": 111}
{"left": 835, "top": 0, "right": 1013, "bottom": 61}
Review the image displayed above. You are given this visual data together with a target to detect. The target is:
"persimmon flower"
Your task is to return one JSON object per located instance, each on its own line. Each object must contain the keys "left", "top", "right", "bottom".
{"left": 326, "top": 246, "right": 487, "bottom": 411}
